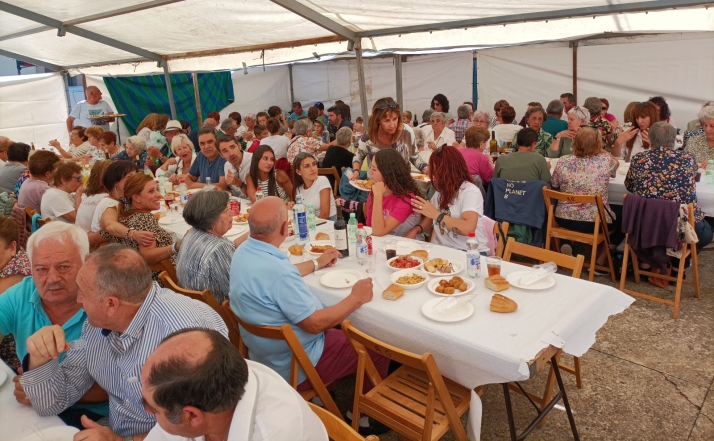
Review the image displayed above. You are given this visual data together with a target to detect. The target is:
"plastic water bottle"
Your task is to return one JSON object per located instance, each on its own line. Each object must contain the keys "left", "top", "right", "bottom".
{"left": 466, "top": 232, "right": 481, "bottom": 278}
{"left": 347, "top": 213, "right": 358, "bottom": 254}
{"left": 293, "top": 196, "right": 309, "bottom": 246}
{"left": 706, "top": 160, "right": 714, "bottom": 186}
{"left": 158, "top": 175, "right": 166, "bottom": 196}
{"left": 307, "top": 204, "right": 317, "bottom": 238}
{"left": 204, "top": 177, "right": 215, "bottom": 191}
{"left": 355, "top": 223, "right": 368, "bottom": 265}
{"left": 255, "top": 186, "right": 264, "bottom": 201}
{"left": 178, "top": 179, "right": 188, "bottom": 206}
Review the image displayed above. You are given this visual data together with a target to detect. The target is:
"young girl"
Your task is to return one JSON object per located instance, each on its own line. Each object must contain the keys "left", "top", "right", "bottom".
{"left": 367, "top": 149, "right": 422, "bottom": 237}
{"left": 293, "top": 153, "right": 336, "bottom": 220}
{"left": 245, "top": 145, "right": 293, "bottom": 203}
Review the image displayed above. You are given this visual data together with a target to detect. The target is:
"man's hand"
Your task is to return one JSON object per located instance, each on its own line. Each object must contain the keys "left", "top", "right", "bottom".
{"left": 147, "top": 146, "right": 162, "bottom": 159}
{"left": 26, "top": 325, "right": 70, "bottom": 369}
{"left": 13, "top": 367, "right": 30, "bottom": 406}
{"left": 74, "top": 415, "right": 122, "bottom": 441}
{"left": 243, "top": 131, "right": 254, "bottom": 142}
{"left": 349, "top": 278, "right": 374, "bottom": 306}
{"left": 226, "top": 170, "right": 242, "bottom": 188}
{"left": 316, "top": 248, "right": 341, "bottom": 269}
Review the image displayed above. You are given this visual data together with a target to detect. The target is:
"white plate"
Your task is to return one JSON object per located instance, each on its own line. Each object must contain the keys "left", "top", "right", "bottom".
{"left": 18, "top": 426, "right": 79, "bottom": 441}
{"left": 423, "top": 259, "right": 464, "bottom": 276}
{"left": 426, "top": 277, "right": 475, "bottom": 297}
{"left": 307, "top": 240, "right": 337, "bottom": 256}
{"left": 411, "top": 173, "right": 431, "bottom": 182}
{"left": 0, "top": 369, "right": 7, "bottom": 388}
{"left": 224, "top": 225, "right": 247, "bottom": 238}
{"left": 389, "top": 269, "right": 430, "bottom": 290}
{"left": 421, "top": 297, "right": 474, "bottom": 322}
{"left": 349, "top": 180, "right": 372, "bottom": 192}
{"left": 320, "top": 269, "right": 362, "bottom": 289}
{"left": 157, "top": 215, "right": 184, "bottom": 225}
{"left": 386, "top": 255, "right": 423, "bottom": 271}
{"left": 506, "top": 270, "right": 556, "bottom": 290}
{"left": 396, "top": 241, "right": 421, "bottom": 255}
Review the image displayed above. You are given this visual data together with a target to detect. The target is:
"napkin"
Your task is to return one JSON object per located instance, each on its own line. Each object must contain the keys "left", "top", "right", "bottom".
{"left": 433, "top": 295, "right": 476, "bottom": 313}
{"left": 519, "top": 262, "right": 557, "bottom": 286}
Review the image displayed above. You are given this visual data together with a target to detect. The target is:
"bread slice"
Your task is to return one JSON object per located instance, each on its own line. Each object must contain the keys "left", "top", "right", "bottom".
{"left": 382, "top": 284, "right": 405, "bottom": 301}
{"left": 410, "top": 250, "right": 429, "bottom": 261}
{"left": 315, "top": 232, "right": 330, "bottom": 240}
{"left": 485, "top": 274, "right": 510, "bottom": 292}
{"left": 490, "top": 294, "right": 518, "bottom": 313}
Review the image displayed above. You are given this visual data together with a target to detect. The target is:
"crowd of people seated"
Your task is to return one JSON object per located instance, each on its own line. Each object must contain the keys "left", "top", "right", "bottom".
{"left": 0, "top": 88, "right": 713, "bottom": 441}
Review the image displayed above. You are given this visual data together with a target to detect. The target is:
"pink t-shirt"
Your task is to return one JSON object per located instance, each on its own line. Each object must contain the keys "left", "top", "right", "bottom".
{"left": 366, "top": 192, "right": 414, "bottom": 225}
{"left": 458, "top": 147, "right": 493, "bottom": 184}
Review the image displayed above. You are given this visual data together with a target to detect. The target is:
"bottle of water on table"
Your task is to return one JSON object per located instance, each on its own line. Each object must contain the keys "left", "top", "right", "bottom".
{"left": 356, "top": 223, "right": 368, "bottom": 265}
{"left": 348, "top": 213, "right": 358, "bottom": 255}
{"left": 466, "top": 232, "right": 481, "bottom": 278}
{"left": 293, "top": 195, "right": 309, "bottom": 247}
{"left": 255, "top": 186, "right": 264, "bottom": 201}
{"left": 178, "top": 179, "right": 188, "bottom": 206}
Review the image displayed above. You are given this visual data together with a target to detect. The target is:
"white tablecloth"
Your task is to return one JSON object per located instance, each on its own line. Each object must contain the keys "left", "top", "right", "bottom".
{"left": 0, "top": 361, "right": 67, "bottom": 440}
{"left": 608, "top": 172, "right": 714, "bottom": 215}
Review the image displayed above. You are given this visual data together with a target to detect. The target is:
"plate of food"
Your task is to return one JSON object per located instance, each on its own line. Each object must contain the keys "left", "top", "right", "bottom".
{"left": 233, "top": 213, "right": 249, "bottom": 224}
{"left": 387, "top": 255, "right": 423, "bottom": 271}
{"left": 320, "top": 269, "right": 362, "bottom": 289}
{"left": 389, "top": 269, "right": 429, "bottom": 290}
{"left": 421, "top": 297, "right": 474, "bottom": 323}
{"left": 427, "top": 276, "right": 474, "bottom": 296}
{"left": 17, "top": 426, "right": 80, "bottom": 441}
{"left": 505, "top": 271, "right": 555, "bottom": 290}
{"left": 280, "top": 243, "right": 305, "bottom": 257}
{"left": 157, "top": 215, "right": 184, "bottom": 225}
{"left": 307, "top": 240, "right": 336, "bottom": 255}
{"left": 424, "top": 258, "right": 463, "bottom": 275}
{"left": 411, "top": 173, "right": 431, "bottom": 182}
{"left": 350, "top": 179, "right": 373, "bottom": 192}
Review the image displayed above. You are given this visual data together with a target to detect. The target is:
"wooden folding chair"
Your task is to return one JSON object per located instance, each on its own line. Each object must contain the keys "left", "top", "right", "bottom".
{"left": 150, "top": 259, "right": 177, "bottom": 284}
{"left": 618, "top": 195, "right": 701, "bottom": 319}
{"left": 308, "top": 402, "right": 379, "bottom": 441}
{"left": 24, "top": 206, "right": 51, "bottom": 228}
{"left": 220, "top": 301, "right": 249, "bottom": 358}
{"left": 503, "top": 237, "right": 585, "bottom": 424}
{"left": 319, "top": 166, "right": 341, "bottom": 197}
{"left": 222, "top": 306, "right": 342, "bottom": 420}
{"left": 543, "top": 188, "right": 617, "bottom": 282}
{"left": 493, "top": 221, "right": 510, "bottom": 258}
{"left": 341, "top": 320, "right": 471, "bottom": 441}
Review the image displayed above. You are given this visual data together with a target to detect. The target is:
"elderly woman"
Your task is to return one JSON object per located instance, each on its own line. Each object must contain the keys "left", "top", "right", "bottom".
{"left": 551, "top": 128, "right": 621, "bottom": 265}
{"left": 114, "top": 135, "right": 149, "bottom": 169}
{"left": 98, "top": 132, "right": 123, "bottom": 160}
{"left": 430, "top": 94, "right": 454, "bottom": 125}
{"left": 614, "top": 102, "right": 659, "bottom": 161}
{"left": 493, "top": 106, "right": 520, "bottom": 148}
{"left": 422, "top": 112, "right": 457, "bottom": 162}
{"left": 49, "top": 126, "right": 94, "bottom": 160}
{"left": 548, "top": 106, "right": 589, "bottom": 158}
{"left": 156, "top": 134, "right": 197, "bottom": 184}
{"left": 685, "top": 105, "right": 714, "bottom": 168}
{"left": 622, "top": 101, "right": 637, "bottom": 130}
{"left": 177, "top": 191, "right": 246, "bottom": 304}
{"left": 287, "top": 118, "right": 326, "bottom": 163}
{"left": 683, "top": 101, "right": 714, "bottom": 147}
{"left": 583, "top": 96, "right": 617, "bottom": 150}
{"left": 242, "top": 112, "right": 256, "bottom": 142}
{"left": 509, "top": 106, "right": 553, "bottom": 156}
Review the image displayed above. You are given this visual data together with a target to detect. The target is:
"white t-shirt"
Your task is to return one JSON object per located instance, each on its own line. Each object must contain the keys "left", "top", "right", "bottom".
{"left": 260, "top": 135, "right": 290, "bottom": 160}
{"left": 296, "top": 176, "right": 336, "bottom": 218}
{"left": 627, "top": 133, "right": 646, "bottom": 161}
{"left": 430, "top": 182, "right": 488, "bottom": 253}
{"left": 69, "top": 100, "right": 114, "bottom": 129}
{"left": 91, "top": 197, "right": 119, "bottom": 232}
{"left": 426, "top": 126, "right": 457, "bottom": 147}
{"left": 40, "top": 188, "right": 75, "bottom": 223}
{"left": 76, "top": 193, "right": 108, "bottom": 231}
{"left": 494, "top": 124, "right": 521, "bottom": 144}
{"left": 224, "top": 152, "right": 253, "bottom": 197}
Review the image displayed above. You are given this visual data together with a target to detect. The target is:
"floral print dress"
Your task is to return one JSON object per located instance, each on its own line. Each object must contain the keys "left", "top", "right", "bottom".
{"left": 0, "top": 248, "right": 31, "bottom": 371}
{"left": 551, "top": 153, "right": 618, "bottom": 223}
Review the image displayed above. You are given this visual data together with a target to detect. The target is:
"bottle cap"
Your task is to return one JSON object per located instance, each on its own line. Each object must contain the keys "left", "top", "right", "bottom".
{"left": 256, "top": 186, "right": 262, "bottom": 191}
{"left": 468, "top": 232, "right": 475, "bottom": 237}
{"left": 357, "top": 223, "right": 364, "bottom": 228}
{"left": 180, "top": 179, "right": 185, "bottom": 183}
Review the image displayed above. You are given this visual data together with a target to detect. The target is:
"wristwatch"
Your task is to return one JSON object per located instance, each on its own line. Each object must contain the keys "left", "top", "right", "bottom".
{"left": 312, "top": 259, "right": 320, "bottom": 272}
{"left": 436, "top": 213, "right": 446, "bottom": 224}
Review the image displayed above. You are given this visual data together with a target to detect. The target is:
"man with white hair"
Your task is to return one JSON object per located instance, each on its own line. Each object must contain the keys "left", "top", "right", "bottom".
{"left": 218, "top": 118, "right": 239, "bottom": 139}
{"left": 0, "top": 222, "right": 109, "bottom": 426}
{"left": 67, "top": 86, "right": 115, "bottom": 132}
{"left": 20, "top": 244, "right": 228, "bottom": 440}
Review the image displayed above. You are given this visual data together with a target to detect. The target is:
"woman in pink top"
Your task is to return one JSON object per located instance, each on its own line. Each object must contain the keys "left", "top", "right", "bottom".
{"left": 458, "top": 126, "right": 494, "bottom": 184}
{"left": 366, "top": 149, "right": 422, "bottom": 236}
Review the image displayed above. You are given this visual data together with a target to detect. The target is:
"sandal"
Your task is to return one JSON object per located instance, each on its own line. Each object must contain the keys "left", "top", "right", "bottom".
{"left": 647, "top": 266, "right": 671, "bottom": 289}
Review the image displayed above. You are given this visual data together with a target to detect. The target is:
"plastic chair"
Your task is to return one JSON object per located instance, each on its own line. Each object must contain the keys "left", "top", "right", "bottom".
{"left": 308, "top": 402, "right": 379, "bottom": 441}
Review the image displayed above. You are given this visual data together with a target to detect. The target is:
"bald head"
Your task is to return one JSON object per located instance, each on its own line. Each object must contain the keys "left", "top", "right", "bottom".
{"left": 248, "top": 196, "right": 288, "bottom": 239}
{"left": 86, "top": 86, "right": 102, "bottom": 105}
{"left": 83, "top": 244, "right": 152, "bottom": 302}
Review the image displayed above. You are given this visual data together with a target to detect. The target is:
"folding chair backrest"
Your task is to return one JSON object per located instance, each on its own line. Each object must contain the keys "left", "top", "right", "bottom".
{"left": 151, "top": 259, "right": 177, "bottom": 284}
{"left": 308, "top": 402, "right": 378, "bottom": 441}
{"left": 494, "top": 221, "right": 510, "bottom": 258}
{"left": 158, "top": 271, "right": 204, "bottom": 302}
{"left": 319, "top": 166, "right": 341, "bottom": 197}
{"left": 503, "top": 237, "right": 585, "bottom": 278}
{"left": 542, "top": 188, "right": 611, "bottom": 245}
{"left": 220, "top": 300, "right": 248, "bottom": 358}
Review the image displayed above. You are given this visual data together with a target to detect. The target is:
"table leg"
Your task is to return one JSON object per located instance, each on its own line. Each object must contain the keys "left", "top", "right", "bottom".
{"left": 502, "top": 383, "right": 518, "bottom": 441}
{"left": 551, "top": 355, "right": 580, "bottom": 440}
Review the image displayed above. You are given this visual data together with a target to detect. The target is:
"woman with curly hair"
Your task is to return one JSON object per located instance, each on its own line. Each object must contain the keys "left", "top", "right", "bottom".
{"left": 407, "top": 145, "right": 488, "bottom": 254}
{"left": 649, "top": 96, "right": 674, "bottom": 126}
{"left": 367, "top": 149, "right": 422, "bottom": 236}
{"left": 430, "top": 93, "right": 453, "bottom": 125}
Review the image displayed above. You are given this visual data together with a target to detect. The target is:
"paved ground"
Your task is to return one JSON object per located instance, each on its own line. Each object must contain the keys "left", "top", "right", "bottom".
{"left": 332, "top": 246, "right": 714, "bottom": 440}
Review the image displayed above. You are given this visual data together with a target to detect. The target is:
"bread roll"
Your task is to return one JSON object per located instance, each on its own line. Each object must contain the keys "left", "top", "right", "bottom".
{"left": 485, "top": 274, "right": 510, "bottom": 292}
{"left": 490, "top": 294, "right": 518, "bottom": 313}
{"left": 382, "top": 284, "right": 405, "bottom": 301}
{"left": 315, "top": 232, "right": 330, "bottom": 240}
{"left": 288, "top": 244, "right": 304, "bottom": 256}
{"left": 410, "top": 250, "right": 429, "bottom": 261}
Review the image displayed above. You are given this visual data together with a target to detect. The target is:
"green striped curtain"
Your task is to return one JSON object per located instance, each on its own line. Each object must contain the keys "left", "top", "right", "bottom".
{"left": 104, "top": 71, "right": 234, "bottom": 135}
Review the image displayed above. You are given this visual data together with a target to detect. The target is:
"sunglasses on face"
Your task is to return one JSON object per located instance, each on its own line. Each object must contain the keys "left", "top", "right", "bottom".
{"left": 375, "top": 101, "right": 397, "bottom": 111}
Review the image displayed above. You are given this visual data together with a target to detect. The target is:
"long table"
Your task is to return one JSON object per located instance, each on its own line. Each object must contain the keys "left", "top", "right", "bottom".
{"left": 609, "top": 171, "right": 714, "bottom": 214}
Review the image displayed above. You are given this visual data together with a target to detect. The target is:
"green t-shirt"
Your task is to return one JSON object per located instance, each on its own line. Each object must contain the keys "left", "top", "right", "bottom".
{"left": 546, "top": 137, "right": 573, "bottom": 158}
{"left": 494, "top": 151, "right": 552, "bottom": 182}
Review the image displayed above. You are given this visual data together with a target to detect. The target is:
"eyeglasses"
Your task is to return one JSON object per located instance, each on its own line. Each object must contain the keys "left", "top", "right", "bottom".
{"left": 72, "top": 175, "right": 83, "bottom": 182}
{"left": 375, "top": 100, "right": 397, "bottom": 111}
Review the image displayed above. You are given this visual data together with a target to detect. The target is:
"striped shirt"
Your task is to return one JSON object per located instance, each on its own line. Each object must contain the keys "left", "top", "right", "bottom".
{"left": 21, "top": 283, "right": 228, "bottom": 437}
{"left": 177, "top": 228, "right": 235, "bottom": 304}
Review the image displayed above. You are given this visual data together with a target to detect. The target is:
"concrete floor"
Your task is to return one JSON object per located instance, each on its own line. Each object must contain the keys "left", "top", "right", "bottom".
{"left": 332, "top": 247, "right": 714, "bottom": 440}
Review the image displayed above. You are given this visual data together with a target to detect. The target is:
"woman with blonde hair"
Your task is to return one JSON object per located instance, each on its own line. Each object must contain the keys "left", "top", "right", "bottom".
{"left": 156, "top": 134, "right": 197, "bottom": 184}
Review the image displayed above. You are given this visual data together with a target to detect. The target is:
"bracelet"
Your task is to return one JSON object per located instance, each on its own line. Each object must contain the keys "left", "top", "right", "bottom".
{"left": 416, "top": 225, "right": 424, "bottom": 234}
{"left": 125, "top": 228, "right": 134, "bottom": 240}
{"left": 172, "top": 242, "right": 180, "bottom": 255}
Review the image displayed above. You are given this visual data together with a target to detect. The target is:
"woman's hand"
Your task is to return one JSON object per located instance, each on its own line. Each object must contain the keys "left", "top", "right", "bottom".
{"left": 371, "top": 181, "right": 386, "bottom": 197}
{"left": 616, "top": 126, "right": 639, "bottom": 145}
{"left": 133, "top": 230, "right": 156, "bottom": 247}
{"left": 349, "top": 168, "right": 359, "bottom": 181}
{"left": 242, "top": 131, "right": 254, "bottom": 142}
{"left": 557, "top": 130, "right": 575, "bottom": 140}
{"left": 403, "top": 227, "right": 419, "bottom": 239}
{"left": 49, "top": 139, "right": 61, "bottom": 149}
{"left": 147, "top": 146, "right": 162, "bottom": 159}
{"left": 410, "top": 196, "right": 440, "bottom": 220}
{"left": 164, "top": 157, "right": 178, "bottom": 167}
{"left": 427, "top": 141, "right": 437, "bottom": 151}
{"left": 641, "top": 129, "right": 650, "bottom": 145}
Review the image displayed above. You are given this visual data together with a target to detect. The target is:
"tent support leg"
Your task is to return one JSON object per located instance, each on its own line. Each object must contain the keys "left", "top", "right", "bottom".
{"left": 355, "top": 38, "right": 369, "bottom": 121}
{"left": 289, "top": 64, "right": 295, "bottom": 105}
{"left": 395, "top": 54, "right": 403, "bottom": 110}
{"left": 571, "top": 41, "right": 578, "bottom": 102}
{"left": 163, "top": 63, "right": 177, "bottom": 120}
{"left": 192, "top": 73, "right": 202, "bottom": 128}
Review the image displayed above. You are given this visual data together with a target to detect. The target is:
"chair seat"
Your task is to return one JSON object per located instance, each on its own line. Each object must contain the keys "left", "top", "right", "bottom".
{"left": 361, "top": 366, "right": 471, "bottom": 440}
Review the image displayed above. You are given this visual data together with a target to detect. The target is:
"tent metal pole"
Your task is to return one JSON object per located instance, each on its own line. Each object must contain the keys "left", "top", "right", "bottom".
{"left": 268, "top": 0, "right": 356, "bottom": 41}
{"left": 571, "top": 41, "right": 578, "bottom": 102}
{"left": 164, "top": 64, "right": 177, "bottom": 119}
{"left": 192, "top": 73, "right": 202, "bottom": 127}
{"left": 395, "top": 55, "right": 403, "bottom": 110}
{"left": 289, "top": 64, "right": 295, "bottom": 104}
{"left": 0, "top": 49, "right": 62, "bottom": 71}
{"left": 355, "top": 39, "right": 369, "bottom": 121}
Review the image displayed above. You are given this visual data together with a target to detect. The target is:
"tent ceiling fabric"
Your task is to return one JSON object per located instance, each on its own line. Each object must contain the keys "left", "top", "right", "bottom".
{"left": 0, "top": 0, "right": 711, "bottom": 74}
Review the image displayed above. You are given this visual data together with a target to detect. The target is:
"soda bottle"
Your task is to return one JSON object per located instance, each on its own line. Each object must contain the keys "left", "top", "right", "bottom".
{"left": 466, "top": 232, "right": 481, "bottom": 278}
{"left": 293, "top": 196, "right": 309, "bottom": 246}
{"left": 255, "top": 186, "right": 264, "bottom": 201}
{"left": 355, "top": 223, "right": 368, "bottom": 265}
{"left": 307, "top": 204, "right": 317, "bottom": 238}
{"left": 348, "top": 213, "right": 358, "bottom": 255}
{"left": 178, "top": 179, "right": 189, "bottom": 206}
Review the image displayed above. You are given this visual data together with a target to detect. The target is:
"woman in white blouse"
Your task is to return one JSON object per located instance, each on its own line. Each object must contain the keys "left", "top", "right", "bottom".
{"left": 292, "top": 152, "right": 336, "bottom": 220}
{"left": 155, "top": 134, "right": 197, "bottom": 185}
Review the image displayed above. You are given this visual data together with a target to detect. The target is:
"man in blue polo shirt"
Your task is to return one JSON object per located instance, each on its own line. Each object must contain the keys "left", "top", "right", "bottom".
{"left": 288, "top": 101, "right": 309, "bottom": 122}
{"left": 187, "top": 127, "right": 227, "bottom": 190}
{"left": 0, "top": 222, "right": 108, "bottom": 427}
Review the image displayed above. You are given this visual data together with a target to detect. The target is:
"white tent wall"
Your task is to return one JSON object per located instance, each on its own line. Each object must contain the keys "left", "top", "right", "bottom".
{"left": 0, "top": 73, "right": 68, "bottom": 148}
{"left": 218, "top": 66, "right": 291, "bottom": 122}
{"left": 476, "top": 33, "right": 714, "bottom": 127}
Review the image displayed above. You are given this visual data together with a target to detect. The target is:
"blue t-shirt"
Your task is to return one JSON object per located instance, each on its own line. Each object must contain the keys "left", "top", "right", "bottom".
{"left": 230, "top": 237, "right": 324, "bottom": 384}
{"left": 288, "top": 111, "right": 309, "bottom": 122}
{"left": 188, "top": 152, "right": 227, "bottom": 184}
{"left": 0, "top": 277, "right": 108, "bottom": 416}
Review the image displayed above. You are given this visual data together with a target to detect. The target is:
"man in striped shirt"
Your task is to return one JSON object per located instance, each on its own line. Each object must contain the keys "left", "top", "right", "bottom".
{"left": 21, "top": 244, "right": 228, "bottom": 441}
